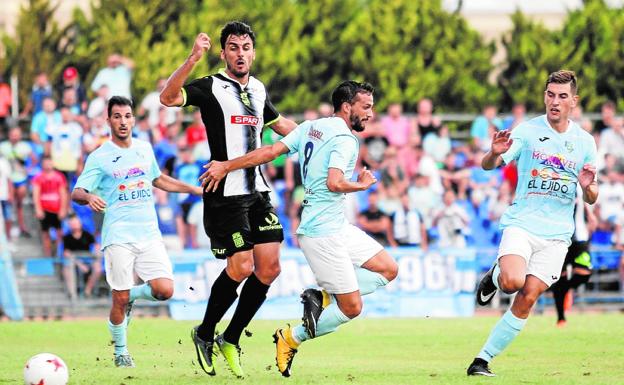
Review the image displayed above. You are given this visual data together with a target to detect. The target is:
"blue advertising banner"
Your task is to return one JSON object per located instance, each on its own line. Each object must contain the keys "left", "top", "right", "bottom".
{"left": 168, "top": 247, "right": 478, "bottom": 320}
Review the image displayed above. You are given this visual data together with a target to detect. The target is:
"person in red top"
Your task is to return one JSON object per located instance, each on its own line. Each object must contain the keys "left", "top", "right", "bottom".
{"left": 185, "top": 109, "right": 207, "bottom": 147}
{"left": 32, "top": 156, "right": 69, "bottom": 256}
{"left": 0, "top": 76, "right": 11, "bottom": 134}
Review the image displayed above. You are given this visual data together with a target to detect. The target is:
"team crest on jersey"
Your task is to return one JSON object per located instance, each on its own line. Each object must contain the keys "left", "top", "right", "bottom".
{"left": 564, "top": 141, "right": 574, "bottom": 153}
{"left": 231, "top": 115, "right": 260, "bottom": 125}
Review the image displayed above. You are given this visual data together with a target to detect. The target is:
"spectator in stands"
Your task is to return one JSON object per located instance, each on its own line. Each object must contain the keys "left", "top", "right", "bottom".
{"left": 488, "top": 179, "right": 513, "bottom": 227}
{"left": 378, "top": 146, "right": 408, "bottom": 197}
{"left": 0, "top": 76, "right": 11, "bottom": 134}
{"left": 0, "top": 154, "right": 13, "bottom": 240}
{"left": 139, "top": 78, "right": 181, "bottom": 129}
{"left": 408, "top": 173, "right": 440, "bottom": 229}
{"left": 439, "top": 151, "right": 471, "bottom": 200}
{"left": 90, "top": 53, "right": 134, "bottom": 99}
{"left": 185, "top": 109, "right": 207, "bottom": 149}
{"left": 414, "top": 98, "right": 441, "bottom": 139}
{"left": 422, "top": 124, "right": 451, "bottom": 164}
{"left": 357, "top": 190, "right": 398, "bottom": 247}
{"left": 58, "top": 66, "right": 88, "bottom": 114}
{"left": 393, "top": 194, "right": 428, "bottom": 250}
{"left": 0, "top": 127, "right": 36, "bottom": 237}
{"left": 132, "top": 114, "right": 154, "bottom": 144}
{"left": 470, "top": 104, "right": 502, "bottom": 151}
{"left": 599, "top": 116, "right": 624, "bottom": 167}
{"left": 614, "top": 212, "right": 624, "bottom": 294}
{"left": 154, "top": 188, "right": 182, "bottom": 251}
{"left": 153, "top": 123, "right": 180, "bottom": 174}
{"left": 45, "top": 106, "right": 84, "bottom": 184}
{"left": 84, "top": 114, "right": 110, "bottom": 154}
{"left": 20, "top": 72, "right": 53, "bottom": 118}
{"left": 469, "top": 150, "right": 502, "bottom": 209}
{"left": 30, "top": 97, "right": 61, "bottom": 155}
{"left": 173, "top": 146, "right": 202, "bottom": 248}
{"left": 432, "top": 188, "right": 469, "bottom": 248}
{"left": 502, "top": 103, "right": 526, "bottom": 130}
{"left": 60, "top": 87, "right": 82, "bottom": 116}
{"left": 62, "top": 214, "right": 102, "bottom": 299}
{"left": 87, "top": 84, "right": 109, "bottom": 119}
{"left": 595, "top": 160, "right": 624, "bottom": 231}
{"left": 594, "top": 100, "right": 616, "bottom": 133}
{"left": 360, "top": 111, "right": 388, "bottom": 170}
{"left": 32, "top": 156, "right": 68, "bottom": 256}
{"left": 317, "top": 102, "right": 333, "bottom": 118}
{"left": 381, "top": 103, "right": 411, "bottom": 149}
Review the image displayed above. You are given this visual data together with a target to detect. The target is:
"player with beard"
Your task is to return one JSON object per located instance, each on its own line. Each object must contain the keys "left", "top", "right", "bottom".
{"left": 201, "top": 81, "right": 399, "bottom": 377}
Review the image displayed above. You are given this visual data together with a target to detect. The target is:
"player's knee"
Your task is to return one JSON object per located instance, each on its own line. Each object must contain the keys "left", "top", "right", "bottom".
{"left": 256, "top": 263, "right": 281, "bottom": 283}
{"left": 385, "top": 261, "right": 399, "bottom": 282}
{"left": 339, "top": 299, "right": 363, "bottom": 319}
{"left": 517, "top": 288, "right": 540, "bottom": 308}
{"left": 228, "top": 261, "right": 254, "bottom": 281}
{"left": 499, "top": 272, "right": 524, "bottom": 293}
{"left": 112, "top": 290, "right": 130, "bottom": 306}
{"left": 153, "top": 287, "right": 174, "bottom": 301}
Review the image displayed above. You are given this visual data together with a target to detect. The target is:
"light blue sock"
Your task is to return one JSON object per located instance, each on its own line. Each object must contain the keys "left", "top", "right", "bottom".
{"left": 129, "top": 283, "right": 156, "bottom": 302}
{"left": 492, "top": 264, "right": 501, "bottom": 290}
{"left": 108, "top": 318, "right": 129, "bottom": 356}
{"left": 477, "top": 309, "right": 527, "bottom": 362}
{"left": 293, "top": 303, "right": 351, "bottom": 344}
{"left": 355, "top": 267, "right": 389, "bottom": 295}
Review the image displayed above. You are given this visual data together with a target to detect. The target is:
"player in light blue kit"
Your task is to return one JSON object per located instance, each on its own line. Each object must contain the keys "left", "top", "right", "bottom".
{"left": 201, "top": 81, "right": 398, "bottom": 377}
{"left": 467, "top": 70, "right": 599, "bottom": 376}
{"left": 72, "top": 96, "right": 203, "bottom": 368}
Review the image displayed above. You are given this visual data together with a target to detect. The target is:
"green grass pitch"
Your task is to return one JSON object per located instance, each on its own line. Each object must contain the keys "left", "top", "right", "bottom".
{"left": 1, "top": 313, "right": 622, "bottom": 384}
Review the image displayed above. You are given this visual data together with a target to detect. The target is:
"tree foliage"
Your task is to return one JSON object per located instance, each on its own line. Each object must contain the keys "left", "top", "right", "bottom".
{"left": 498, "top": 0, "right": 624, "bottom": 111}
{"left": 3, "top": 0, "right": 624, "bottom": 114}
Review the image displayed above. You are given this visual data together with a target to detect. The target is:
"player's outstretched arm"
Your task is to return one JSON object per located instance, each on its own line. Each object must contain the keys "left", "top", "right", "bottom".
{"left": 71, "top": 188, "right": 107, "bottom": 213}
{"left": 153, "top": 174, "right": 203, "bottom": 195}
{"left": 270, "top": 116, "right": 298, "bottom": 137}
{"left": 327, "top": 167, "right": 377, "bottom": 193}
{"left": 482, "top": 130, "right": 513, "bottom": 170}
{"left": 160, "top": 33, "right": 211, "bottom": 107}
{"left": 201, "top": 142, "right": 289, "bottom": 192}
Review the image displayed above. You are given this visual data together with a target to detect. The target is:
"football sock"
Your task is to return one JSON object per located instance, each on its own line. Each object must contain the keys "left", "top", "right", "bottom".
{"left": 355, "top": 267, "right": 389, "bottom": 295}
{"left": 551, "top": 278, "right": 568, "bottom": 321}
{"left": 568, "top": 273, "right": 590, "bottom": 289}
{"left": 477, "top": 309, "right": 527, "bottom": 362}
{"left": 492, "top": 264, "right": 501, "bottom": 290}
{"left": 292, "top": 303, "right": 350, "bottom": 343}
{"left": 223, "top": 273, "right": 270, "bottom": 345}
{"left": 129, "top": 283, "right": 156, "bottom": 302}
{"left": 109, "top": 317, "right": 128, "bottom": 356}
{"left": 197, "top": 269, "right": 241, "bottom": 342}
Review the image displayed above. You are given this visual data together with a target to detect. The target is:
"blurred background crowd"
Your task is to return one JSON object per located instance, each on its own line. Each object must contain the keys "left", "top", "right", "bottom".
{"left": 1, "top": 57, "right": 623, "bottom": 296}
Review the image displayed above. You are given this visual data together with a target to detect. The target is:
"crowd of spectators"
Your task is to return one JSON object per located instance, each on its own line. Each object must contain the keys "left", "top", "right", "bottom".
{"left": 0, "top": 58, "right": 623, "bottom": 297}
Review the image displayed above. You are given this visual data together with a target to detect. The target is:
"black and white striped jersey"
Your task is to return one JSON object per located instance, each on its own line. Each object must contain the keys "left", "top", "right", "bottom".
{"left": 182, "top": 69, "right": 281, "bottom": 198}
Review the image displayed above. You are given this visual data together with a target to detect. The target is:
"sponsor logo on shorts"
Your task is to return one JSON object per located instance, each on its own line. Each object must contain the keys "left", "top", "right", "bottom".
{"left": 212, "top": 248, "right": 227, "bottom": 256}
{"left": 231, "top": 115, "right": 260, "bottom": 125}
{"left": 258, "top": 213, "right": 283, "bottom": 231}
{"left": 232, "top": 232, "right": 245, "bottom": 248}
{"left": 551, "top": 275, "right": 559, "bottom": 281}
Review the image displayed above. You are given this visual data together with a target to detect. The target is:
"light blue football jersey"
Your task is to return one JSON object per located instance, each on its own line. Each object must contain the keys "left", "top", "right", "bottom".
{"left": 74, "top": 139, "right": 163, "bottom": 249}
{"left": 280, "top": 117, "right": 359, "bottom": 237}
{"left": 500, "top": 115, "right": 597, "bottom": 241}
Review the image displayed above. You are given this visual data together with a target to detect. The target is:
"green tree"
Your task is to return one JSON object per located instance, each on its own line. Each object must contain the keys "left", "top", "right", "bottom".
{"left": 1, "top": 0, "right": 70, "bottom": 109}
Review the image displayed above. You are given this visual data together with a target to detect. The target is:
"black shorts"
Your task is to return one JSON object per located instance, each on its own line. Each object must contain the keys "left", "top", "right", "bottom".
{"left": 40, "top": 211, "right": 61, "bottom": 231}
{"left": 203, "top": 192, "right": 284, "bottom": 259}
{"left": 563, "top": 240, "right": 592, "bottom": 271}
{"left": 180, "top": 202, "right": 193, "bottom": 224}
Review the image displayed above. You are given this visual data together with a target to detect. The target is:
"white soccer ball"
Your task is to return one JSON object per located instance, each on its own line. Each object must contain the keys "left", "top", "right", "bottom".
{"left": 23, "top": 353, "right": 69, "bottom": 385}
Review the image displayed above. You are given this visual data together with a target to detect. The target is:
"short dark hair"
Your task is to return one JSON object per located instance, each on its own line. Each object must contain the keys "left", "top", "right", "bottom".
{"left": 331, "top": 81, "right": 375, "bottom": 111}
{"left": 107, "top": 96, "right": 133, "bottom": 117}
{"left": 546, "top": 70, "right": 577, "bottom": 95}
{"left": 220, "top": 21, "right": 256, "bottom": 49}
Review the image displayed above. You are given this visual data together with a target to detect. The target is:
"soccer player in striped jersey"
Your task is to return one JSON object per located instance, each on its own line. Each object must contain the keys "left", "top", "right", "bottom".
{"left": 160, "top": 21, "right": 297, "bottom": 378}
